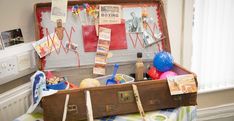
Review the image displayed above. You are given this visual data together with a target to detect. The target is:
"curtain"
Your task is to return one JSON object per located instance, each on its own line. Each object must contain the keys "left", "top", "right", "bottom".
{"left": 192, "top": 0, "right": 234, "bottom": 91}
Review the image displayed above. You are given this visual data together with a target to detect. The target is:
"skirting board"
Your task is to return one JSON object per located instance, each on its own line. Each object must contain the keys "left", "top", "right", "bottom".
{"left": 197, "top": 103, "right": 234, "bottom": 121}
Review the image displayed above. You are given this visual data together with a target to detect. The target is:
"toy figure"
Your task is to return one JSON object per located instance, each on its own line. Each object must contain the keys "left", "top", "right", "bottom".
{"left": 55, "top": 19, "right": 64, "bottom": 40}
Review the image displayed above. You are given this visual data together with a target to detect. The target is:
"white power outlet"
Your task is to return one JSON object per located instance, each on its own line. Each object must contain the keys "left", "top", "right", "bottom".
{"left": 0, "top": 57, "right": 18, "bottom": 78}
{"left": 17, "top": 52, "right": 31, "bottom": 71}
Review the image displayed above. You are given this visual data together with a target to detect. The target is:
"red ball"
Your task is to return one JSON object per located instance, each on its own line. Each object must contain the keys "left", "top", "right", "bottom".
{"left": 147, "top": 66, "right": 162, "bottom": 80}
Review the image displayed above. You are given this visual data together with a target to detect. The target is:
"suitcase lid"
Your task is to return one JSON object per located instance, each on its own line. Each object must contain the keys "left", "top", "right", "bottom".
{"left": 34, "top": 0, "right": 171, "bottom": 69}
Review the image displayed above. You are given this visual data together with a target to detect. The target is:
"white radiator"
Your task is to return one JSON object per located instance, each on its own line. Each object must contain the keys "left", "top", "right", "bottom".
{"left": 0, "top": 82, "right": 31, "bottom": 121}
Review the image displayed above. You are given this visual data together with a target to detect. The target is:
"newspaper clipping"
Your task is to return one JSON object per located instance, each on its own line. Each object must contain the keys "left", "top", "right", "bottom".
{"left": 99, "top": 5, "right": 121, "bottom": 25}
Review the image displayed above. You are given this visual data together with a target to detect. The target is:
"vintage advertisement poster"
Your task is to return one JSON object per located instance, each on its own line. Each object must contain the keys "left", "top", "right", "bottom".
{"left": 167, "top": 74, "right": 197, "bottom": 95}
{"left": 99, "top": 5, "right": 121, "bottom": 25}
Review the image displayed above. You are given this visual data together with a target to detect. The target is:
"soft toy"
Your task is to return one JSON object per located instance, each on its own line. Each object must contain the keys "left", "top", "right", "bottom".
{"left": 80, "top": 78, "right": 101, "bottom": 88}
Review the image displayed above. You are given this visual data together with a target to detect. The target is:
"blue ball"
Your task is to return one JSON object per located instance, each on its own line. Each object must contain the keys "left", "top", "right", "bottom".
{"left": 153, "top": 51, "right": 174, "bottom": 72}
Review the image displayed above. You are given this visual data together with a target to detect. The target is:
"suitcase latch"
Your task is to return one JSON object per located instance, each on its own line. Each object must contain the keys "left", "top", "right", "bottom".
{"left": 67, "top": 104, "right": 78, "bottom": 113}
{"left": 173, "top": 95, "right": 182, "bottom": 101}
{"left": 118, "top": 91, "right": 134, "bottom": 103}
{"left": 106, "top": 105, "right": 116, "bottom": 112}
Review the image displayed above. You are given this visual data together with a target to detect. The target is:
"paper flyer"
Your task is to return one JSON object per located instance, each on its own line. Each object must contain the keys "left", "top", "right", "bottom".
{"left": 167, "top": 74, "right": 197, "bottom": 95}
{"left": 32, "top": 33, "right": 60, "bottom": 58}
{"left": 99, "top": 5, "right": 121, "bottom": 25}
{"left": 93, "top": 27, "right": 111, "bottom": 75}
{"left": 51, "top": 0, "right": 68, "bottom": 23}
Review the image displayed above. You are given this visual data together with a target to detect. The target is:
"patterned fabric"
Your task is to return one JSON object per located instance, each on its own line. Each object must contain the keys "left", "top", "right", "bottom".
{"left": 96, "top": 106, "right": 196, "bottom": 121}
{"left": 15, "top": 106, "right": 196, "bottom": 121}
{"left": 14, "top": 113, "right": 43, "bottom": 121}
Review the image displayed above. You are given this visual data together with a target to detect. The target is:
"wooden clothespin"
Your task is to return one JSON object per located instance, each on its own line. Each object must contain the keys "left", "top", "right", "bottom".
{"left": 95, "top": 21, "right": 99, "bottom": 36}
{"left": 85, "top": 90, "right": 94, "bottom": 121}
{"left": 132, "top": 84, "right": 148, "bottom": 121}
{"left": 55, "top": 19, "right": 64, "bottom": 40}
{"left": 62, "top": 94, "right": 70, "bottom": 121}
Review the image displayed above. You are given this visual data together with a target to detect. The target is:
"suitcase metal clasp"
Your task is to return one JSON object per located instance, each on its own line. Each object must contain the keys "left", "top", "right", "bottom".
{"left": 173, "top": 95, "right": 182, "bottom": 101}
{"left": 118, "top": 91, "right": 134, "bottom": 103}
{"left": 106, "top": 105, "right": 116, "bottom": 112}
{"left": 67, "top": 104, "right": 78, "bottom": 113}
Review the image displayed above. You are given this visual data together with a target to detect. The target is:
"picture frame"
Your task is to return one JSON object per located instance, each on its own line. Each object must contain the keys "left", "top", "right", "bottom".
{"left": 0, "top": 28, "right": 24, "bottom": 48}
{"left": 0, "top": 36, "right": 3, "bottom": 50}
{"left": 123, "top": 7, "right": 143, "bottom": 33}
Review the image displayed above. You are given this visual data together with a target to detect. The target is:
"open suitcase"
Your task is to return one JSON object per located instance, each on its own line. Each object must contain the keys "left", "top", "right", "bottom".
{"left": 34, "top": 0, "right": 197, "bottom": 120}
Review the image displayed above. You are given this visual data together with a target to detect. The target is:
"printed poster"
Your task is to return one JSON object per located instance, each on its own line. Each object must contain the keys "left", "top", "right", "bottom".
{"left": 99, "top": 5, "right": 121, "bottom": 25}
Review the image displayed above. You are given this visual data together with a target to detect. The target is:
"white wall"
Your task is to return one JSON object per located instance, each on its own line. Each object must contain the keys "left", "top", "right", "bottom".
{"left": 0, "top": 0, "right": 50, "bottom": 42}
{"left": 166, "top": 0, "right": 194, "bottom": 69}
{"left": 166, "top": 0, "right": 183, "bottom": 64}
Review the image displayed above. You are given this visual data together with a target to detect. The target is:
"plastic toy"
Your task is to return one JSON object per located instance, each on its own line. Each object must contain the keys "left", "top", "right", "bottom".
{"left": 115, "top": 74, "right": 127, "bottom": 84}
{"left": 46, "top": 81, "right": 67, "bottom": 90}
{"left": 46, "top": 71, "right": 61, "bottom": 85}
{"left": 106, "top": 64, "right": 119, "bottom": 85}
{"left": 72, "top": 5, "right": 80, "bottom": 15}
{"left": 147, "top": 66, "right": 162, "bottom": 80}
{"left": 153, "top": 51, "right": 174, "bottom": 72}
{"left": 159, "top": 71, "right": 177, "bottom": 79}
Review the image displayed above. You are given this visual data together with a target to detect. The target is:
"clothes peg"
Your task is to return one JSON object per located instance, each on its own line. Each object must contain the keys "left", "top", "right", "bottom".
{"left": 62, "top": 94, "right": 70, "bottom": 121}
{"left": 142, "top": 9, "right": 149, "bottom": 29}
{"left": 85, "top": 90, "right": 94, "bottom": 121}
{"left": 55, "top": 19, "right": 64, "bottom": 40}
{"left": 132, "top": 84, "right": 148, "bottom": 121}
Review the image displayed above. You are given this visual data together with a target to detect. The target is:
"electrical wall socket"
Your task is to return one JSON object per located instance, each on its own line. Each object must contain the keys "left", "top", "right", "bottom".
{"left": 0, "top": 57, "right": 18, "bottom": 78}
{"left": 0, "top": 42, "right": 36, "bottom": 84}
{"left": 17, "top": 52, "right": 31, "bottom": 71}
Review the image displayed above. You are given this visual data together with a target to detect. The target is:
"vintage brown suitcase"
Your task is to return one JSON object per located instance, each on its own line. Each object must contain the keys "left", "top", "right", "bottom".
{"left": 34, "top": 0, "right": 197, "bottom": 121}
{"left": 41, "top": 65, "right": 197, "bottom": 121}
